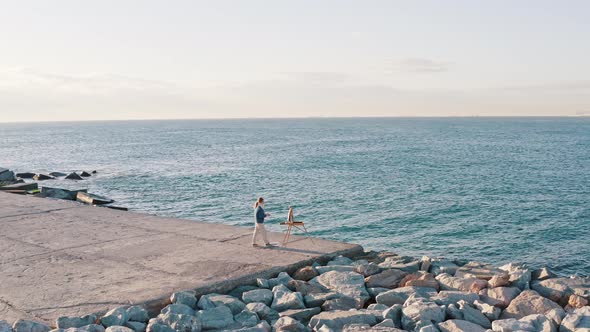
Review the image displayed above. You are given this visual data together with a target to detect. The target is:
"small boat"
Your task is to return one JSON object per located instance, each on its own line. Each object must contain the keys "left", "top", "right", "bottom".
{"left": 76, "top": 192, "right": 114, "bottom": 205}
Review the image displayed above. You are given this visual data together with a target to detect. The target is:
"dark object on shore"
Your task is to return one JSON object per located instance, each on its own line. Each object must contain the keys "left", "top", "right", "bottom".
{"left": 16, "top": 172, "right": 36, "bottom": 179}
{"left": 65, "top": 172, "right": 84, "bottom": 180}
{"left": 33, "top": 174, "right": 55, "bottom": 181}
{"left": 40, "top": 187, "right": 88, "bottom": 200}
{"left": 0, "top": 168, "right": 16, "bottom": 182}
{"left": 80, "top": 171, "right": 92, "bottom": 177}
{"left": 0, "top": 182, "right": 39, "bottom": 191}
{"left": 92, "top": 170, "right": 97, "bottom": 174}
{"left": 3, "top": 189, "right": 26, "bottom": 195}
{"left": 76, "top": 191, "right": 114, "bottom": 205}
{"left": 103, "top": 205, "right": 128, "bottom": 211}
{"left": 49, "top": 172, "right": 67, "bottom": 177}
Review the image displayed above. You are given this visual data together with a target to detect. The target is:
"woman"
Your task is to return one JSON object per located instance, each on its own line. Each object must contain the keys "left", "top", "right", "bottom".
{"left": 252, "top": 197, "right": 272, "bottom": 247}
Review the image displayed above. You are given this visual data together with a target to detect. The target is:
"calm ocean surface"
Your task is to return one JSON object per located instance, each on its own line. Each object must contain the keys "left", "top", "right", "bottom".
{"left": 1, "top": 118, "right": 589, "bottom": 275}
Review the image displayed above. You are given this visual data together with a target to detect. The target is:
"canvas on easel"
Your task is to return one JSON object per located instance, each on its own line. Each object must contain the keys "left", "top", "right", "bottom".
{"left": 280, "top": 206, "right": 312, "bottom": 246}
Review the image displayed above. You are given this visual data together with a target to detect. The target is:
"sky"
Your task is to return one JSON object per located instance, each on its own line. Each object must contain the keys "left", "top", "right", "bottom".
{"left": 0, "top": 0, "right": 589, "bottom": 122}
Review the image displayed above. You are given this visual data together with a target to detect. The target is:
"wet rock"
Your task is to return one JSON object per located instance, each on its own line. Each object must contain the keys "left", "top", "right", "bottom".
{"left": 0, "top": 169, "right": 16, "bottom": 182}
{"left": 101, "top": 307, "right": 129, "bottom": 327}
{"left": 478, "top": 287, "right": 521, "bottom": 308}
{"left": 473, "top": 300, "right": 501, "bottom": 321}
{"left": 268, "top": 272, "right": 294, "bottom": 288}
{"left": 433, "top": 291, "right": 479, "bottom": 306}
{"left": 0, "top": 182, "right": 38, "bottom": 191}
{"left": 437, "top": 319, "right": 486, "bottom": 332}
{"left": 327, "top": 256, "right": 354, "bottom": 266}
{"left": 123, "top": 321, "right": 146, "bottom": 332}
{"left": 12, "top": 320, "right": 51, "bottom": 332}
{"left": 293, "top": 266, "right": 318, "bottom": 281}
{"left": 271, "top": 284, "right": 305, "bottom": 312}
{"left": 321, "top": 296, "right": 357, "bottom": 311}
{"left": 257, "top": 278, "right": 270, "bottom": 289}
{"left": 560, "top": 306, "right": 590, "bottom": 332}
{"left": 245, "top": 302, "right": 279, "bottom": 323}
{"left": 430, "top": 259, "right": 460, "bottom": 276}
{"left": 400, "top": 272, "right": 440, "bottom": 291}
{"left": 196, "top": 305, "right": 233, "bottom": 330}
{"left": 309, "top": 310, "right": 378, "bottom": 330}
{"left": 316, "top": 265, "right": 355, "bottom": 274}
{"left": 436, "top": 273, "right": 488, "bottom": 292}
{"left": 499, "top": 263, "right": 532, "bottom": 291}
{"left": 57, "top": 315, "right": 98, "bottom": 329}
{"left": 378, "top": 257, "right": 421, "bottom": 273}
{"left": 65, "top": 172, "right": 84, "bottom": 180}
{"left": 80, "top": 171, "right": 92, "bottom": 177}
{"left": 457, "top": 300, "right": 491, "bottom": 328}
{"left": 160, "top": 303, "right": 195, "bottom": 317}
{"left": 126, "top": 306, "right": 149, "bottom": 323}
{"left": 272, "top": 316, "right": 307, "bottom": 332}
{"left": 40, "top": 187, "right": 87, "bottom": 200}
{"left": 303, "top": 292, "right": 340, "bottom": 307}
{"left": 310, "top": 271, "right": 369, "bottom": 308}
{"left": 531, "top": 277, "right": 590, "bottom": 306}
{"left": 365, "top": 269, "right": 408, "bottom": 289}
{"left": 376, "top": 286, "right": 437, "bottom": 306}
{"left": 229, "top": 285, "right": 259, "bottom": 299}
{"left": 354, "top": 262, "right": 381, "bottom": 277}
{"left": 16, "top": 172, "right": 36, "bottom": 179}
{"left": 76, "top": 324, "right": 105, "bottom": 332}
{"left": 49, "top": 172, "right": 67, "bottom": 177}
{"left": 383, "top": 304, "right": 402, "bottom": 328}
{"left": 157, "top": 313, "right": 202, "bottom": 332}
{"left": 145, "top": 320, "right": 174, "bottom": 332}
{"left": 279, "top": 307, "right": 321, "bottom": 323}
{"left": 170, "top": 291, "right": 197, "bottom": 309}
{"left": 401, "top": 302, "right": 445, "bottom": 331}
{"left": 531, "top": 267, "right": 556, "bottom": 281}
{"left": 197, "top": 294, "right": 245, "bottom": 314}
{"left": 33, "top": 174, "right": 54, "bottom": 181}
{"left": 234, "top": 310, "right": 259, "bottom": 328}
{"left": 499, "top": 290, "right": 565, "bottom": 325}
{"left": 242, "top": 289, "right": 273, "bottom": 306}
{"left": 0, "top": 320, "right": 12, "bottom": 332}
{"left": 105, "top": 327, "right": 134, "bottom": 332}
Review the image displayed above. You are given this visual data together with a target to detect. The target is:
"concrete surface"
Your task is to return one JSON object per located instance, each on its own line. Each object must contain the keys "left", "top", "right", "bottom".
{"left": 0, "top": 192, "right": 362, "bottom": 325}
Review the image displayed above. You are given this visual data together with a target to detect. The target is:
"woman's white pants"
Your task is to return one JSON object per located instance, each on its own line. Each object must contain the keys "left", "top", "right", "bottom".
{"left": 252, "top": 223, "right": 269, "bottom": 244}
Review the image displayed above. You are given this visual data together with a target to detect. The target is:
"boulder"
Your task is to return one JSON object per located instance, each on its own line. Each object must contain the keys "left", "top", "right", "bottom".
{"left": 101, "top": 307, "right": 129, "bottom": 327}
{"left": 33, "top": 174, "right": 54, "bottom": 181}
{"left": 433, "top": 291, "right": 479, "bottom": 306}
{"left": 438, "top": 319, "right": 486, "bottom": 332}
{"left": 196, "top": 305, "right": 233, "bottom": 330}
{"left": 57, "top": 315, "right": 97, "bottom": 329}
{"left": 401, "top": 302, "right": 445, "bottom": 331}
{"left": 400, "top": 272, "right": 440, "bottom": 291}
{"left": 76, "top": 324, "right": 105, "bottom": 332}
{"left": 65, "top": 172, "right": 84, "bottom": 180}
{"left": 145, "top": 320, "right": 174, "bottom": 332}
{"left": 367, "top": 303, "right": 389, "bottom": 311}
{"left": 272, "top": 317, "right": 307, "bottom": 332}
{"left": 279, "top": 307, "right": 321, "bottom": 322}
{"left": 270, "top": 284, "right": 305, "bottom": 312}
{"left": 430, "top": 259, "right": 460, "bottom": 276}
{"left": 489, "top": 273, "right": 511, "bottom": 288}
{"left": 0, "top": 320, "right": 12, "bottom": 332}
{"left": 229, "top": 285, "right": 259, "bottom": 299}
{"left": 242, "top": 289, "right": 273, "bottom": 306}
{"left": 245, "top": 303, "right": 279, "bottom": 323}
{"left": 473, "top": 300, "right": 501, "bottom": 321}
{"left": 40, "top": 187, "right": 87, "bottom": 201}
{"left": 499, "top": 263, "right": 532, "bottom": 291}
{"left": 16, "top": 172, "right": 36, "bottom": 179}
{"left": 565, "top": 294, "right": 588, "bottom": 311}
{"left": 197, "top": 294, "right": 245, "bottom": 314}
{"left": 310, "top": 271, "right": 369, "bottom": 308}
{"left": 321, "top": 297, "right": 357, "bottom": 311}
{"left": 342, "top": 324, "right": 403, "bottom": 332}
{"left": 12, "top": 320, "right": 50, "bottom": 332}
{"left": 367, "top": 287, "right": 390, "bottom": 299}
{"left": 309, "top": 310, "right": 378, "bottom": 330}
{"left": 157, "top": 313, "right": 201, "bottom": 332}
{"left": 49, "top": 172, "right": 67, "bottom": 177}
{"left": 454, "top": 262, "right": 507, "bottom": 280}
{"left": 560, "top": 306, "right": 590, "bottom": 332}
{"left": 365, "top": 269, "right": 408, "bottom": 289}
{"left": 287, "top": 279, "right": 326, "bottom": 295}
{"left": 0, "top": 169, "right": 16, "bottom": 182}
{"left": 303, "top": 292, "right": 341, "bottom": 307}
{"left": 531, "top": 267, "right": 556, "bottom": 281}
{"left": 457, "top": 300, "right": 491, "bottom": 328}
{"left": 0, "top": 182, "right": 38, "bottom": 191}
{"left": 378, "top": 258, "right": 421, "bottom": 273}
{"left": 160, "top": 303, "right": 195, "bottom": 316}
{"left": 316, "top": 265, "right": 355, "bottom": 274}
{"left": 354, "top": 263, "right": 381, "bottom": 277}
{"left": 170, "top": 291, "right": 197, "bottom": 309}
{"left": 293, "top": 266, "right": 318, "bottom": 281}
{"left": 126, "top": 306, "right": 149, "bottom": 323}
{"left": 436, "top": 273, "right": 487, "bottom": 292}
{"left": 104, "top": 327, "right": 133, "bottom": 332}
{"left": 383, "top": 305, "right": 402, "bottom": 328}
{"left": 257, "top": 278, "right": 270, "bottom": 289}
{"left": 479, "top": 287, "right": 521, "bottom": 308}
{"left": 499, "top": 290, "right": 565, "bottom": 325}
{"left": 233, "top": 321, "right": 271, "bottom": 332}
{"left": 327, "top": 256, "right": 354, "bottom": 266}
{"left": 268, "top": 272, "right": 294, "bottom": 288}
{"left": 531, "top": 277, "right": 590, "bottom": 306}
{"left": 492, "top": 314, "right": 555, "bottom": 332}
{"left": 123, "top": 321, "right": 146, "bottom": 332}
{"left": 376, "top": 286, "right": 437, "bottom": 306}
{"left": 80, "top": 171, "right": 92, "bottom": 177}
{"left": 234, "top": 310, "right": 259, "bottom": 328}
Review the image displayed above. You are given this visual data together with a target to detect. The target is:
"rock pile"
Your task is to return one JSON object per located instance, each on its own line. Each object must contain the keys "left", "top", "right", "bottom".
{"left": 1, "top": 252, "right": 589, "bottom": 331}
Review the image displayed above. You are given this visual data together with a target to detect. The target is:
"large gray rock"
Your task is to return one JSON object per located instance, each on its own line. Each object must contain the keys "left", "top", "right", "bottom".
{"left": 287, "top": 280, "right": 326, "bottom": 296}
{"left": 310, "top": 271, "right": 369, "bottom": 308}
{"left": 376, "top": 286, "right": 437, "bottom": 306}
{"left": 365, "top": 269, "right": 408, "bottom": 289}
{"left": 229, "top": 285, "right": 259, "bottom": 299}
{"left": 101, "top": 308, "right": 129, "bottom": 327}
{"left": 473, "top": 300, "right": 501, "bottom": 321}
{"left": 40, "top": 187, "right": 87, "bottom": 201}
{"left": 234, "top": 310, "right": 259, "bottom": 328}
{"left": 492, "top": 314, "right": 556, "bottom": 332}
{"left": 479, "top": 287, "right": 521, "bottom": 308}
{"left": 279, "top": 307, "right": 321, "bottom": 323}
{"left": 321, "top": 297, "right": 357, "bottom": 311}
{"left": 293, "top": 266, "right": 319, "bottom": 281}
{"left": 156, "top": 313, "right": 201, "bottom": 332}
{"left": 268, "top": 272, "right": 295, "bottom": 288}
{"left": 12, "top": 320, "right": 50, "bottom": 332}
{"left": 0, "top": 169, "right": 16, "bottom": 182}
{"left": 316, "top": 265, "right": 355, "bottom": 274}
{"left": 531, "top": 277, "right": 590, "bottom": 306}
{"left": 197, "top": 294, "right": 245, "bottom": 314}
{"left": 383, "top": 305, "right": 402, "bottom": 328}
{"left": 499, "top": 290, "right": 565, "bottom": 325}
{"left": 170, "top": 291, "right": 197, "bottom": 309}
{"left": 430, "top": 259, "right": 460, "bottom": 276}
{"left": 457, "top": 300, "right": 491, "bottom": 329}
{"left": 309, "top": 310, "right": 378, "bottom": 330}
{"left": 126, "top": 306, "right": 149, "bottom": 323}
{"left": 531, "top": 267, "right": 556, "bottom": 281}
{"left": 270, "top": 284, "right": 305, "bottom": 312}
{"left": 272, "top": 317, "right": 307, "bottom": 332}
{"left": 342, "top": 324, "right": 403, "bottom": 332}
{"left": 378, "top": 257, "right": 421, "bottom": 273}
{"left": 76, "top": 324, "right": 105, "bottom": 332}
{"left": 0, "top": 320, "right": 13, "bottom": 332}
{"left": 560, "top": 306, "right": 590, "bottom": 332}
{"left": 455, "top": 262, "right": 507, "bottom": 281}
{"left": 354, "top": 263, "right": 382, "bottom": 277}
{"left": 145, "top": 320, "right": 174, "bottom": 332}
{"left": 242, "top": 289, "right": 273, "bottom": 306}
{"left": 124, "top": 321, "right": 146, "bottom": 332}
{"left": 233, "top": 321, "right": 271, "bottom": 332}
{"left": 499, "top": 263, "right": 532, "bottom": 291}
{"left": 105, "top": 327, "right": 134, "bottom": 332}
{"left": 327, "top": 256, "right": 354, "bottom": 266}
{"left": 196, "top": 305, "right": 233, "bottom": 330}
{"left": 57, "top": 315, "right": 97, "bottom": 329}
{"left": 399, "top": 272, "right": 440, "bottom": 291}
{"left": 436, "top": 273, "right": 488, "bottom": 293}
{"left": 303, "top": 292, "right": 341, "bottom": 307}
{"left": 433, "top": 291, "right": 479, "bottom": 306}
{"left": 33, "top": 174, "right": 55, "bottom": 181}
{"left": 401, "top": 302, "right": 445, "bottom": 331}
{"left": 438, "top": 319, "right": 486, "bottom": 332}
{"left": 245, "top": 303, "right": 279, "bottom": 323}
{"left": 160, "top": 304, "right": 195, "bottom": 317}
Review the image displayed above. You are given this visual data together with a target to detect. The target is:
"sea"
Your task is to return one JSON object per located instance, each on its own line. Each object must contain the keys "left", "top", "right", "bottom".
{"left": 1, "top": 117, "right": 589, "bottom": 276}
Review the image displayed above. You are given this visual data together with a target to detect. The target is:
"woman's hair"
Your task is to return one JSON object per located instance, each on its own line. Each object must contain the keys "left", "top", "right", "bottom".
{"left": 254, "top": 197, "right": 264, "bottom": 209}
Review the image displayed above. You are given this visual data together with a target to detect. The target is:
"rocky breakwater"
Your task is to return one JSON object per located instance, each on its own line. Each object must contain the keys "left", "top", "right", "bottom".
{"left": 1, "top": 252, "right": 589, "bottom": 332}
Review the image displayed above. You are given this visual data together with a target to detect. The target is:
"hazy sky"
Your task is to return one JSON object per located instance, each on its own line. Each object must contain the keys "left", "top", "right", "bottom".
{"left": 1, "top": 0, "right": 589, "bottom": 122}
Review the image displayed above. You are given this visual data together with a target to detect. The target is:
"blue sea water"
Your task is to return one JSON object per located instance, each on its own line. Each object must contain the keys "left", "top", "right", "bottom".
{"left": 1, "top": 117, "right": 589, "bottom": 275}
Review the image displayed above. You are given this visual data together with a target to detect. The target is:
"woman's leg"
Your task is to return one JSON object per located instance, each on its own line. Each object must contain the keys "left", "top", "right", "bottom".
{"left": 252, "top": 223, "right": 260, "bottom": 245}
{"left": 260, "top": 223, "right": 269, "bottom": 244}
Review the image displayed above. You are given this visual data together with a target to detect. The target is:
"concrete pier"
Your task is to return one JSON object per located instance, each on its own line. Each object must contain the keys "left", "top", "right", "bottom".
{"left": 0, "top": 192, "right": 362, "bottom": 325}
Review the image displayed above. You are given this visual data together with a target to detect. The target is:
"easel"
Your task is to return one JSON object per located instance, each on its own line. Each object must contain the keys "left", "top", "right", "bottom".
{"left": 280, "top": 207, "right": 313, "bottom": 246}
